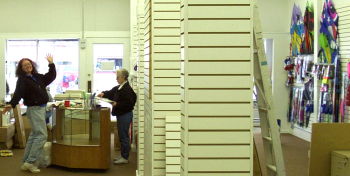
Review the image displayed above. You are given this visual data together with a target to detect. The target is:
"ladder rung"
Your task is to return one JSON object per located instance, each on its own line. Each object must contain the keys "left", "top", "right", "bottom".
{"left": 267, "top": 164, "right": 277, "bottom": 172}
{"left": 258, "top": 107, "right": 268, "bottom": 111}
{"left": 263, "top": 136, "right": 272, "bottom": 142}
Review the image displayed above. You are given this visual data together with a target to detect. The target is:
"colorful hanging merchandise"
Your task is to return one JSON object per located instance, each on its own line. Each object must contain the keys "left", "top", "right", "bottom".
{"left": 301, "top": 1, "right": 314, "bottom": 54}
{"left": 284, "top": 56, "right": 295, "bottom": 86}
{"left": 290, "top": 4, "right": 304, "bottom": 56}
{"left": 286, "top": 2, "right": 315, "bottom": 128}
{"left": 286, "top": 55, "right": 314, "bottom": 128}
{"left": 317, "top": 0, "right": 341, "bottom": 123}
{"left": 319, "top": 0, "right": 338, "bottom": 63}
{"left": 342, "top": 64, "right": 350, "bottom": 122}
{"left": 340, "top": 71, "right": 348, "bottom": 122}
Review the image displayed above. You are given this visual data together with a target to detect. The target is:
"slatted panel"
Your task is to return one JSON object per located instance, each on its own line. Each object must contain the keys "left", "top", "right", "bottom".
{"left": 188, "top": 174, "right": 250, "bottom": 176}
{"left": 187, "top": 48, "right": 251, "bottom": 60}
{"left": 143, "top": 0, "right": 182, "bottom": 175}
{"left": 180, "top": 0, "right": 253, "bottom": 175}
{"left": 130, "top": 23, "right": 139, "bottom": 158}
{"left": 339, "top": 5, "right": 350, "bottom": 72}
{"left": 188, "top": 159, "right": 250, "bottom": 171}
{"left": 143, "top": 0, "right": 153, "bottom": 175}
{"left": 187, "top": 0, "right": 250, "bottom": 4}
{"left": 338, "top": 4, "right": 350, "bottom": 122}
{"left": 137, "top": 4, "right": 146, "bottom": 174}
{"left": 188, "top": 145, "right": 250, "bottom": 157}
{"left": 166, "top": 115, "right": 181, "bottom": 176}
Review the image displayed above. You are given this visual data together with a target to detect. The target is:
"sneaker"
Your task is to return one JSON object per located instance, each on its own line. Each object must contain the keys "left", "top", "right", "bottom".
{"left": 113, "top": 157, "right": 128, "bottom": 164}
{"left": 113, "top": 156, "right": 122, "bottom": 161}
{"left": 47, "top": 124, "right": 52, "bottom": 130}
{"left": 20, "top": 162, "right": 40, "bottom": 173}
{"left": 20, "top": 164, "right": 27, "bottom": 171}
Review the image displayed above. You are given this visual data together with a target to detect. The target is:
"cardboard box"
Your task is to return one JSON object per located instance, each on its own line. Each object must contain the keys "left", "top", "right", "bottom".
{"left": 0, "top": 112, "right": 10, "bottom": 126}
{"left": 332, "top": 151, "right": 350, "bottom": 176}
{"left": 0, "top": 138, "right": 13, "bottom": 149}
{"left": 309, "top": 123, "right": 350, "bottom": 176}
{"left": 0, "top": 124, "right": 15, "bottom": 149}
{"left": 0, "top": 124, "right": 15, "bottom": 142}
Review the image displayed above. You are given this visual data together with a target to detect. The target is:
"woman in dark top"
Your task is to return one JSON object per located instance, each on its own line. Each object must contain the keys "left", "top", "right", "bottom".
{"left": 2, "top": 54, "right": 56, "bottom": 173}
{"left": 98, "top": 68, "right": 136, "bottom": 164}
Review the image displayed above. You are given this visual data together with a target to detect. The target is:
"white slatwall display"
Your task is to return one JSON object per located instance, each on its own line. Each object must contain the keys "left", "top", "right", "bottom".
{"left": 143, "top": 0, "right": 153, "bottom": 174}
{"left": 338, "top": 4, "right": 350, "bottom": 72}
{"left": 180, "top": 0, "right": 253, "bottom": 175}
{"left": 143, "top": 0, "right": 181, "bottom": 175}
{"left": 131, "top": 24, "right": 139, "bottom": 150}
{"left": 166, "top": 115, "right": 181, "bottom": 175}
{"left": 338, "top": 4, "right": 350, "bottom": 122}
{"left": 137, "top": 6, "right": 146, "bottom": 175}
{"left": 132, "top": 79, "right": 138, "bottom": 147}
{"left": 143, "top": 0, "right": 154, "bottom": 174}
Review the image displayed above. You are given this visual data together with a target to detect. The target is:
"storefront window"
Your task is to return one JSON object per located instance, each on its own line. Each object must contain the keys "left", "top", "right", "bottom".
{"left": 6, "top": 40, "right": 79, "bottom": 96}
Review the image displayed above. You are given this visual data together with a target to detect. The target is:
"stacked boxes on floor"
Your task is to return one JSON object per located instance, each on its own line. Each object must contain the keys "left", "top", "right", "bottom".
{"left": 0, "top": 112, "right": 14, "bottom": 149}
{"left": 332, "top": 151, "right": 350, "bottom": 176}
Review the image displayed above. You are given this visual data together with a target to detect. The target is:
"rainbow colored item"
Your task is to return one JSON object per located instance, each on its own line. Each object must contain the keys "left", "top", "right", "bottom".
{"left": 301, "top": 1, "right": 314, "bottom": 54}
{"left": 290, "top": 4, "right": 304, "bottom": 56}
{"left": 319, "top": 0, "right": 338, "bottom": 63}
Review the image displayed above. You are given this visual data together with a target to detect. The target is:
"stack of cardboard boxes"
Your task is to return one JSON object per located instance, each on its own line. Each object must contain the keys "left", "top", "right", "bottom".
{"left": 332, "top": 151, "right": 350, "bottom": 176}
{"left": 0, "top": 112, "right": 15, "bottom": 149}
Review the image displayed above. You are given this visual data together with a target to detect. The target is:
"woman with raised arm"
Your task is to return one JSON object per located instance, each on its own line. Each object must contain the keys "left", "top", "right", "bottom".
{"left": 2, "top": 54, "right": 56, "bottom": 173}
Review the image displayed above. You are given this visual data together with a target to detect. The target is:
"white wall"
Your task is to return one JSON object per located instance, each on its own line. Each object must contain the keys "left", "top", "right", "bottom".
{"left": 257, "top": 0, "right": 291, "bottom": 133}
{"left": 258, "top": 0, "right": 290, "bottom": 33}
{"left": 0, "top": 0, "right": 130, "bottom": 33}
{"left": 0, "top": 0, "right": 130, "bottom": 100}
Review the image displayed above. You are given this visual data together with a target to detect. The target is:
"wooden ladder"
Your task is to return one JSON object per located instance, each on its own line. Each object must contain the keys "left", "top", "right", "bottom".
{"left": 253, "top": 1, "right": 286, "bottom": 176}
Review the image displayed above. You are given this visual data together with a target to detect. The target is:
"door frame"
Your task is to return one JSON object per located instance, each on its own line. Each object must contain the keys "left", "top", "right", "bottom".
{"left": 82, "top": 37, "right": 130, "bottom": 93}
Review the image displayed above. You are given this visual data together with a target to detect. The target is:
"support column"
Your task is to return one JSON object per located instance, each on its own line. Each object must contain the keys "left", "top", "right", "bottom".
{"left": 143, "top": 0, "right": 181, "bottom": 175}
{"left": 136, "top": 1, "right": 145, "bottom": 174}
{"left": 180, "top": 0, "right": 254, "bottom": 175}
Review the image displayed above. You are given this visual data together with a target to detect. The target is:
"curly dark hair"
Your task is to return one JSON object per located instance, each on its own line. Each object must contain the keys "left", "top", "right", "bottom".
{"left": 15, "top": 58, "right": 38, "bottom": 77}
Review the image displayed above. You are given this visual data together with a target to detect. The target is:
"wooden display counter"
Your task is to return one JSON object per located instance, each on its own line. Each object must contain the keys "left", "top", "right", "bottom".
{"left": 51, "top": 107, "right": 111, "bottom": 169}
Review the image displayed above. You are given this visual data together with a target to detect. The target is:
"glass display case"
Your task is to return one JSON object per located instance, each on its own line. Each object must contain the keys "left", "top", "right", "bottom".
{"left": 51, "top": 107, "right": 111, "bottom": 169}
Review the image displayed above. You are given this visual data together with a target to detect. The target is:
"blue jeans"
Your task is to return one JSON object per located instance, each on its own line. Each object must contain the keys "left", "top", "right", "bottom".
{"left": 117, "top": 112, "right": 133, "bottom": 159}
{"left": 23, "top": 106, "right": 47, "bottom": 164}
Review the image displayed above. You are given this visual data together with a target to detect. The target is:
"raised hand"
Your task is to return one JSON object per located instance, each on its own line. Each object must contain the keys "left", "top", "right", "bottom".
{"left": 46, "top": 53, "right": 54, "bottom": 64}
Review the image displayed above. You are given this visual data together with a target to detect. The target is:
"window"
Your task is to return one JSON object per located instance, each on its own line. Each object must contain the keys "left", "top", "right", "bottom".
{"left": 6, "top": 40, "right": 79, "bottom": 96}
{"left": 93, "top": 44, "right": 123, "bottom": 92}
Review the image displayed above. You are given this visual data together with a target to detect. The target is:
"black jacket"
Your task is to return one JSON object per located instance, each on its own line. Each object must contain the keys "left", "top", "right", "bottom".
{"left": 102, "top": 82, "right": 137, "bottom": 116}
{"left": 9, "top": 63, "right": 56, "bottom": 108}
